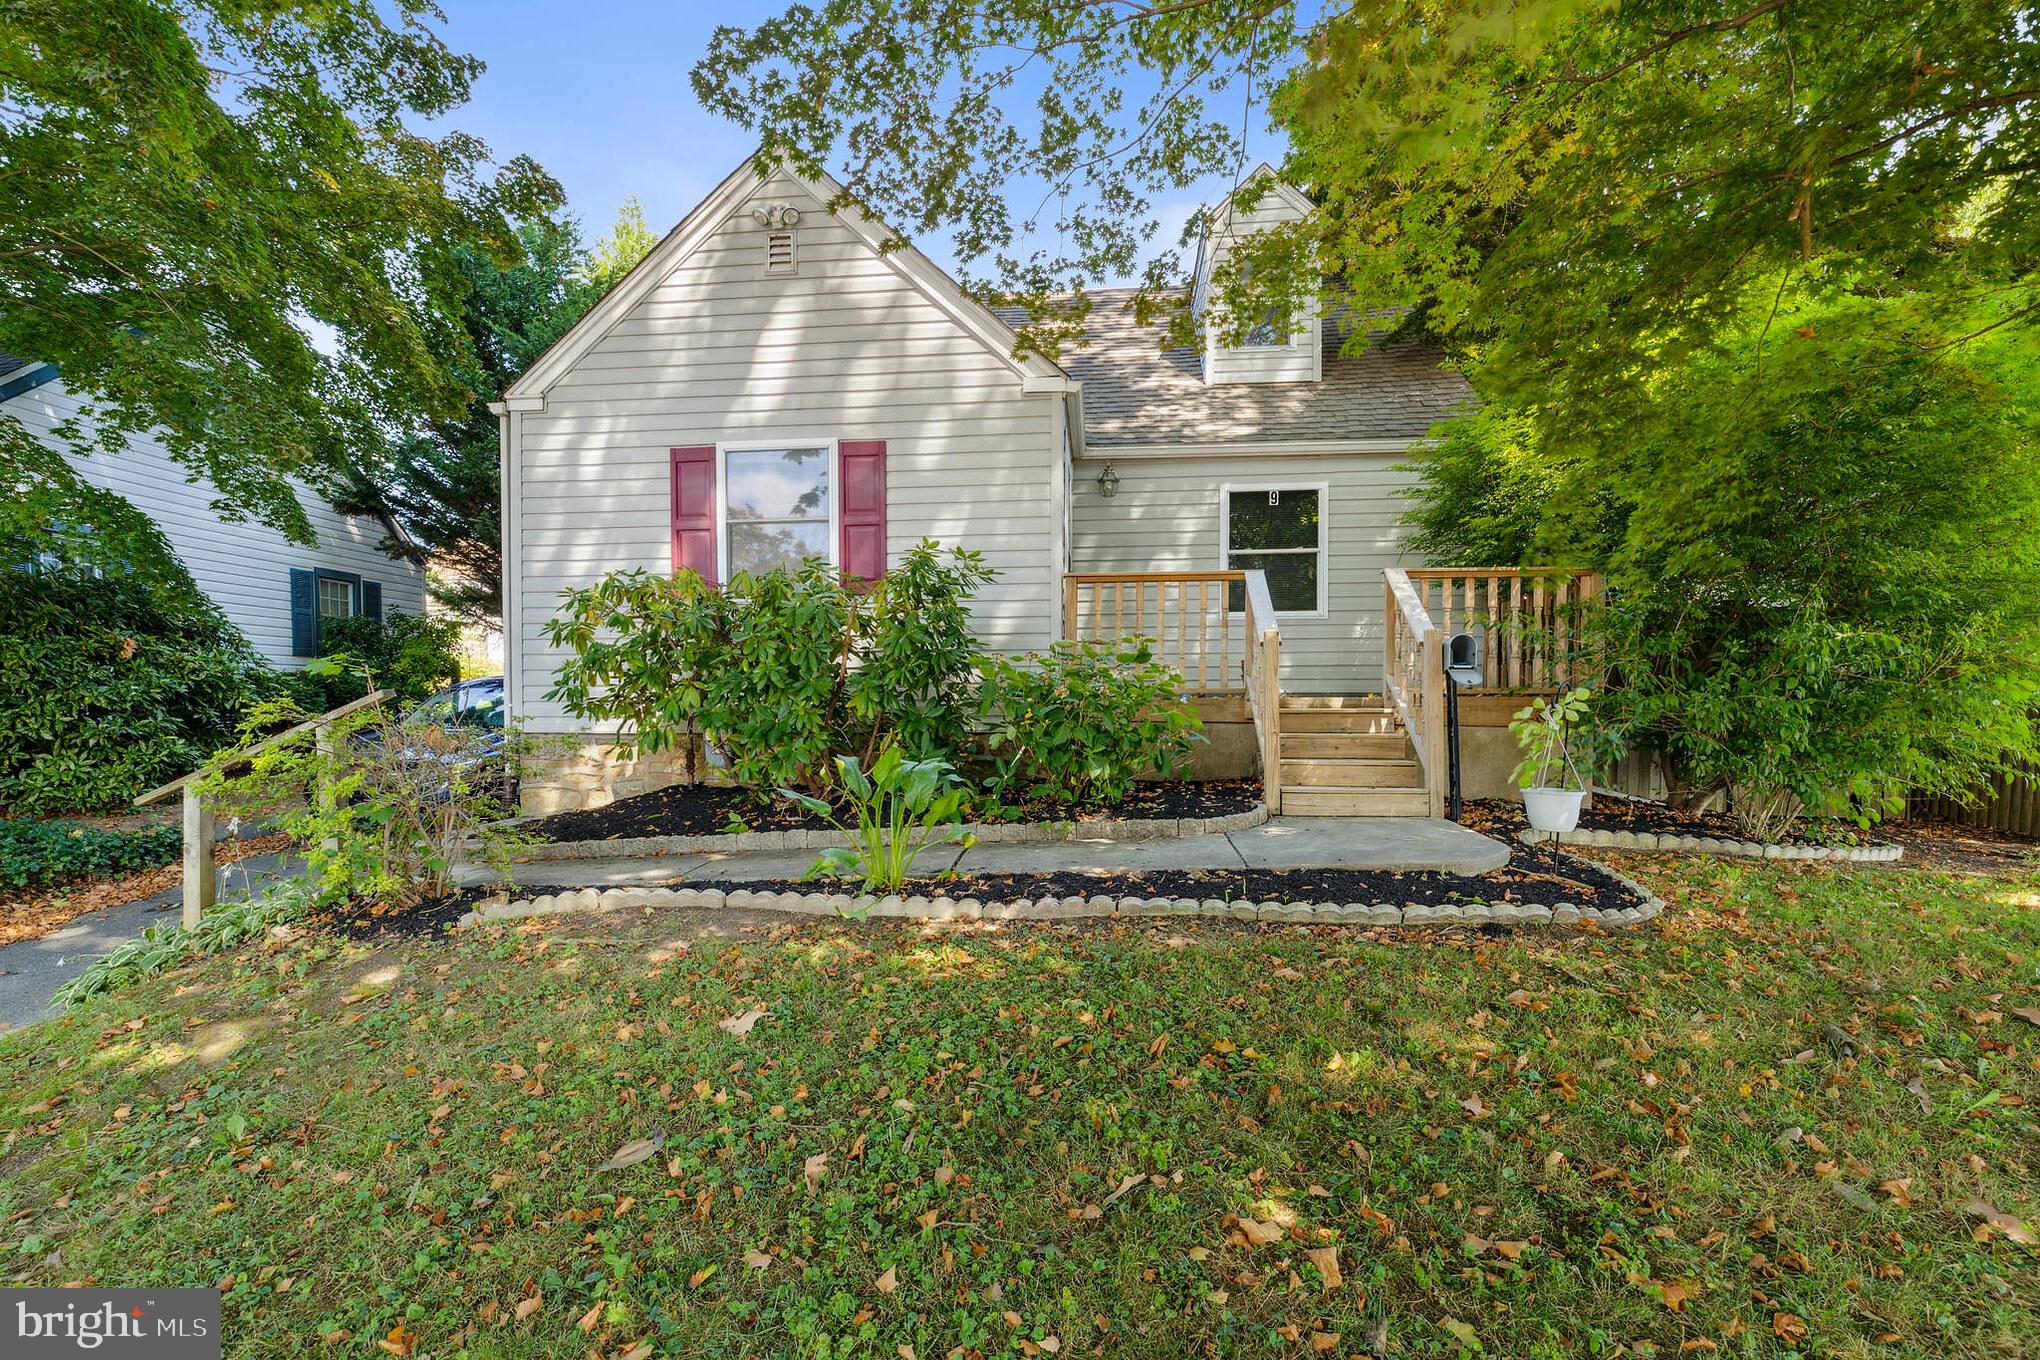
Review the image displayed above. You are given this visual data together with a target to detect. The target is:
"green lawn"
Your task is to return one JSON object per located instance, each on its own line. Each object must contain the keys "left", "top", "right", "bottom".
{"left": 2, "top": 856, "right": 2037, "bottom": 1359}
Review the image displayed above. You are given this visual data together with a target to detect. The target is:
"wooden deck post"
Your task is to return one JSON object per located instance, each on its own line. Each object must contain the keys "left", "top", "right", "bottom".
{"left": 180, "top": 786, "right": 215, "bottom": 929}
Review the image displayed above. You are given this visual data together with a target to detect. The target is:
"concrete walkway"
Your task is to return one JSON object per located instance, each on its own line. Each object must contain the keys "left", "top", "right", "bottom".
{"left": 469, "top": 817, "right": 1511, "bottom": 891}
{"left": 0, "top": 852, "right": 302, "bottom": 1035}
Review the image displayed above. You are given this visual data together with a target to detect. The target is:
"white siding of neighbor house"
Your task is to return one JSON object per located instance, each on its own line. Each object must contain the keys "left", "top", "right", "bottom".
{"left": 4, "top": 374, "right": 427, "bottom": 668}
{"left": 1069, "top": 451, "right": 1425, "bottom": 694}
{"left": 509, "top": 171, "right": 1064, "bottom": 734}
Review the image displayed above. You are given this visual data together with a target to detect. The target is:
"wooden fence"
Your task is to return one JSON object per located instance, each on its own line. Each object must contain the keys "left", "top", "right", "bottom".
{"left": 1905, "top": 769, "right": 2040, "bottom": 838}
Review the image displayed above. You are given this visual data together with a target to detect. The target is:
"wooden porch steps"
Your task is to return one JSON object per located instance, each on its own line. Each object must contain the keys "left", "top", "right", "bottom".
{"left": 1281, "top": 787, "right": 1434, "bottom": 818}
{"left": 1274, "top": 695, "right": 1433, "bottom": 816}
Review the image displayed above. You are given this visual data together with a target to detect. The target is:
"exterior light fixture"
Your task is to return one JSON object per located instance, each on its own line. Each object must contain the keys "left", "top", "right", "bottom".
{"left": 1096, "top": 463, "right": 1120, "bottom": 498}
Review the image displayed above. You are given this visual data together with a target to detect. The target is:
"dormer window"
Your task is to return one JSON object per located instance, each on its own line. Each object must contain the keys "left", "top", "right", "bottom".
{"left": 1191, "top": 169, "right": 1322, "bottom": 385}
{"left": 1242, "top": 304, "right": 1292, "bottom": 349}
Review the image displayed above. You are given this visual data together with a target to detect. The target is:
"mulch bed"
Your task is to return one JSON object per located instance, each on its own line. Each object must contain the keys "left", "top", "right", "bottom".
{"left": 523, "top": 779, "right": 1265, "bottom": 845}
{"left": 709, "top": 855, "right": 1639, "bottom": 914}
{"left": 309, "top": 884, "right": 503, "bottom": 940}
{"left": 0, "top": 832, "right": 292, "bottom": 948}
{"left": 1459, "top": 795, "right": 1869, "bottom": 848}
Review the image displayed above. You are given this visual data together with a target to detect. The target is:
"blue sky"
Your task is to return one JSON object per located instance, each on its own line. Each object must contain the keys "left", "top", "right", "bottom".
{"left": 430, "top": 1, "right": 1273, "bottom": 284}
{"left": 433, "top": 2, "right": 754, "bottom": 249}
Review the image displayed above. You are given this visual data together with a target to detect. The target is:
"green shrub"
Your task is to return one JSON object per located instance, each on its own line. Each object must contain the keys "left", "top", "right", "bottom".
{"left": 545, "top": 542, "right": 995, "bottom": 794}
{"left": 978, "top": 638, "right": 1204, "bottom": 805}
{"left": 312, "top": 611, "right": 464, "bottom": 708}
{"left": 0, "top": 548, "right": 275, "bottom": 815}
{"left": 202, "top": 693, "right": 531, "bottom": 906}
{"left": 0, "top": 819, "right": 183, "bottom": 890}
{"left": 52, "top": 880, "right": 314, "bottom": 1011}
{"left": 780, "top": 749, "right": 975, "bottom": 901}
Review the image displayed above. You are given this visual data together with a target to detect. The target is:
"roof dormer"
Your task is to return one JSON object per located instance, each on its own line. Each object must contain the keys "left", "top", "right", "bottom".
{"left": 1191, "top": 168, "right": 1320, "bottom": 386}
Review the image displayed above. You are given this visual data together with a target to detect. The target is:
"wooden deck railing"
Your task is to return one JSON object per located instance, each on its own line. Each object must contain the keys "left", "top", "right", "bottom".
{"left": 1063, "top": 571, "right": 1250, "bottom": 695}
{"left": 1240, "top": 570, "right": 1284, "bottom": 814}
{"left": 1399, "top": 568, "right": 1604, "bottom": 692}
{"left": 1383, "top": 569, "right": 1448, "bottom": 817}
{"left": 134, "top": 688, "right": 392, "bottom": 928}
{"left": 1385, "top": 567, "right": 1602, "bottom": 818}
{"left": 1062, "top": 569, "right": 1283, "bottom": 811}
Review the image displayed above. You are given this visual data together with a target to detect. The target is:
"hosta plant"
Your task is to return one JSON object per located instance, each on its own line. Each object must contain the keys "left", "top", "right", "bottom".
{"left": 779, "top": 749, "right": 976, "bottom": 905}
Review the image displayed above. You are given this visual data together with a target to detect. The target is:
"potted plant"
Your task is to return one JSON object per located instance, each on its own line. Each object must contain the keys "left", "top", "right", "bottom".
{"left": 1510, "top": 685, "right": 1594, "bottom": 833}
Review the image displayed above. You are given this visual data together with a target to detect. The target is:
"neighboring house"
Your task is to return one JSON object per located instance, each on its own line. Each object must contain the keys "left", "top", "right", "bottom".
{"left": 492, "top": 157, "right": 1527, "bottom": 816}
{"left": 1, "top": 356, "right": 427, "bottom": 666}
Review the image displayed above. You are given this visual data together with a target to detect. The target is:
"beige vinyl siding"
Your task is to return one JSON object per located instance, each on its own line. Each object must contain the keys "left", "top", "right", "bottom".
{"left": 1069, "top": 451, "right": 1423, "bottom": 694}
{"left": 4, "top": 375, "right": 426, "bottom": 668}
{"left": 510, "top": 173, "right": 1062, "bottom": 734}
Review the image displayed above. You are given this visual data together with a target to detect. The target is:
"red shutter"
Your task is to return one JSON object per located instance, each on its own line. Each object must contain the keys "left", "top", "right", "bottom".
{"left": 839, "top": 440, "right": 887, "bottom": 582}
{"left": 670, "top": 445, "right": 717, "bottom": 584}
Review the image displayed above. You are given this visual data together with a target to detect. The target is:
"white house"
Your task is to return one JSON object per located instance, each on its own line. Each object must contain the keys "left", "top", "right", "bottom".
{"left": 491, "top": 156, "right": 1583, "bottom": 818}
{"left": 1, "top": 357, "right": 427, "bottom": 666}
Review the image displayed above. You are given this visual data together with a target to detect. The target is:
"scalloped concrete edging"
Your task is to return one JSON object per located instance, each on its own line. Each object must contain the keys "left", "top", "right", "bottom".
{"left": 508, "top": 803, "right": 1270, "bottom": 863}
{"left": 457, "top": 867, "right": 1666, "bottom": 931}
{"left": 1517, "top": 826, "right": 1902, "bottom": 863}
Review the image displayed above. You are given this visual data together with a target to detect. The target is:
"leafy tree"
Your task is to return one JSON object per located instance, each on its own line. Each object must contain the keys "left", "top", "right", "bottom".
{"left": 693, "top": 2, "right": 2036, "bottom": 382}
{"left": 339, "top": 196, "right": 661, "bottom": 622}
{"left": 0, "top": 531, "right": 276, "bottom": 815}
{"left": 1519, "top": 292, "right": 2036, "bottom": 834}
{"left": 0, "top": 0, "right": 560, "bottom": 573}
{"left": 338, "top": 222, "right": 597, "bottom": 621}
{"left": 586, "top": 197, "right": 659, "bottom": 292}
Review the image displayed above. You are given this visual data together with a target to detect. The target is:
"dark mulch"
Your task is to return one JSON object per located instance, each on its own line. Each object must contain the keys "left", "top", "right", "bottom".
{"left": 712, "top": 854, "right": 1638, "bottom": 914}
{"left": 1459, "top": 795, "right": 1874, "bottom": 848}
{"left": 522, "top": 779, "right": 1265, "bottom": 845}
{"left": 308, "top": 885, "right": 501, "bottom": 939}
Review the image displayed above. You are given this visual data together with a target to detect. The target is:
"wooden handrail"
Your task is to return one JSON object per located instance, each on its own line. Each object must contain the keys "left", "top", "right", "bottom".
{"left": 135, "top": 688, "right": 393, "bottom": 930}
{"left": 134, "top": 688, "right": 394, "bottom": 807}
{"left": 1241, "top": 570, "right": 1283, "bottom": 814}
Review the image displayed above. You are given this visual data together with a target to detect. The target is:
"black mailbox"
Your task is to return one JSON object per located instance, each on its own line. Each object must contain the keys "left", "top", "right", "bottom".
{"left": 1446, "top": 630, "right": 1484, "bottom": 688}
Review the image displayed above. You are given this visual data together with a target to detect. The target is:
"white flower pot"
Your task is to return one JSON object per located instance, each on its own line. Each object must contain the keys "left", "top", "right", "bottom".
{"left": 1523, "top": 786, "right": 1586, "bottom": 834}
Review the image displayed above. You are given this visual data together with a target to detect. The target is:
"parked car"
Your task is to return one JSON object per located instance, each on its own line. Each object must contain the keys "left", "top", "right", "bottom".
{"left": 359, "top": 677, "right": 513, "bottom": 809}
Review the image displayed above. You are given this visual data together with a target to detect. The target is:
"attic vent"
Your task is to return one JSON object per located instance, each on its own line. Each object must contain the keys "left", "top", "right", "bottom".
{"left": 765, "top": 230, "right": 797, "bottom": 276}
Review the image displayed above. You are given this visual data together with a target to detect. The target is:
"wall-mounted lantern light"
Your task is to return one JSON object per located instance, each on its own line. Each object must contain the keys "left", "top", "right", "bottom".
{"left": 1096, "top": 463, "right": 1120, "bottom": 498}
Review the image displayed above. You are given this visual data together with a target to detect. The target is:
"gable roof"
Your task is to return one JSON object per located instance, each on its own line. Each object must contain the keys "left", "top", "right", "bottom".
{"left": 1006, "top": 290, "right": 1474, "bottom": 450}
{"left": 503, "top": 156, "right": 1073, "bottom": 404}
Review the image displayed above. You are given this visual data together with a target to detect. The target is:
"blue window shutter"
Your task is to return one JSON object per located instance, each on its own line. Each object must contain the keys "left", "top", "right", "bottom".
{"left": 289, "top": 569, "right": 318, "bottom": 656}
{"left": 362, "top": 581, "right": 383, "bottom": 623}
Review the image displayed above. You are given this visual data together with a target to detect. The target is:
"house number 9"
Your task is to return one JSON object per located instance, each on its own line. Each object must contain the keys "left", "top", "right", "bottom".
{"left": 1268, "top": 490, "right": 1280, "bottom": 506}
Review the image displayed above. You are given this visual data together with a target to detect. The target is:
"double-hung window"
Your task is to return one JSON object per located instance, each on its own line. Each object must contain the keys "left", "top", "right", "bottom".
{"left": 721, "top": 445, "right": 833, "bottom": 579}
{"left": 316, "top": 574, "right": 357, "bottom": 622}
{"left": 1223, "top": 484, "right": 1325, "bottom": 615}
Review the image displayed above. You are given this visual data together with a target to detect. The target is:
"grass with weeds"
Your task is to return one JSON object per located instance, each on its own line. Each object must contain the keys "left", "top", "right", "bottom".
{"left": 1, "top": 856, "right": 2036, "bottom": 1359}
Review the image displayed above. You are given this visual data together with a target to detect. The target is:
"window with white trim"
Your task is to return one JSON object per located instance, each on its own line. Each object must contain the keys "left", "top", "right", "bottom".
{"left": 723, "top": 446, "right": 832, "bottom": 579}
{"left": 316, "top": 575, "right": 356, "bottom": 621}
{"left": 1223, "top": 485, "right": 1323, "bottom": 614}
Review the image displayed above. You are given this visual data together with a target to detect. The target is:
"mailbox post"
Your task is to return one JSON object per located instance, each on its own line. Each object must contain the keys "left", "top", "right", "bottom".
{"left": 1444, "top": 630, "right": 1485, "bottom": 822}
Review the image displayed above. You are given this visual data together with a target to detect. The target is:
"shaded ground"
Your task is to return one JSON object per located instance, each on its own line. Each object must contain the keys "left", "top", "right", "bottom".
{"left": 1888, "top": 819, "right": 2040, "bottom": 877}
{"left": 2, "top": 854, "right": 2035, "bottom": 1358}
{"left": 0, "top": 851, "right": 300, "bottom": 1032}
{"left": 525, "top": 779, "right": 1265, "bottom": 844}
{"left": 0, "top": 831, "right": 291, "bottom": 948}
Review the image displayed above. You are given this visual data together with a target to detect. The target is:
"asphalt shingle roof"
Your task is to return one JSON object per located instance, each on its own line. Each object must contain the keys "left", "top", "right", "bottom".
{"left": 0, "top": 354, "right": 28, "bottom": 381}
{"left": 1003, "top": 288, "right": 1474, "bottom": 448}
